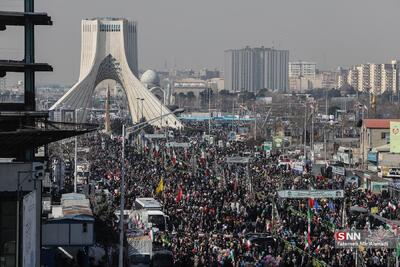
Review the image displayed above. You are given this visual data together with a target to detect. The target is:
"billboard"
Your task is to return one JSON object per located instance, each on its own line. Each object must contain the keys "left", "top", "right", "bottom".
{"left": 390, "top": 121, "right": 400, "bottom": 153}
{"left": 263, "top": 142, "right": 272, "bottom": 152}
{"left": 23, "top": 191, "right": 37, "bottom": 267}
{"left": 382, "top": 167, "right": 400, "bottom": 178}
{"left": 166, "top": 142, "right": 190, "bottom": 148}
{"left": 278, "top": 190, "right": 344, "bottom": 199}
{"left": 332, "top": 166, "right": 345, "bottom": 176}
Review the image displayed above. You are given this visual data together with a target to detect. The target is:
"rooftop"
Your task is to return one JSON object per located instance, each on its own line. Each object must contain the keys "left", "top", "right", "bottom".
{"left": 363, "top": 119, "right": 400, "bottom": 129}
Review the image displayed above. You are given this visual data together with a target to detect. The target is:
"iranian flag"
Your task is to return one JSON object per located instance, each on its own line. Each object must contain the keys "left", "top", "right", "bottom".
{"left": 148, "top": 229, "right": 154, "bottom": 241}
{"left": 172, "top": 150, "right": 177, "bottom": 165}
{"left": 306, "top": 198, "right": 312, "bottom": 248}
{"left": 153, "top": 145, "right": 159, "bottom": 158}
{"left": 388, "top": 202, "right": 397, "bottom": 211}
{"left": 200, "top": 150, "right": 206, "bottom": 166}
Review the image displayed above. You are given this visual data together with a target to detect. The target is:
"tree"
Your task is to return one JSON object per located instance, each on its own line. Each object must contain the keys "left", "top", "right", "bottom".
{"left": 186, "top": 91, "right": 196, "bottom": 107}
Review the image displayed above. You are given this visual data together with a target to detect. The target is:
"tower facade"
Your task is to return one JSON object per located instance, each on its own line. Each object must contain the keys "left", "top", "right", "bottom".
{"left": 51, "top": 18, "right": 182, "bottom": 128}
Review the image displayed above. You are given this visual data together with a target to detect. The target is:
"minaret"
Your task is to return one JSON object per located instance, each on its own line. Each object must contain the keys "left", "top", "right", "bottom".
{"left": 104, "top": 85, "right": 111, "bottom": 134}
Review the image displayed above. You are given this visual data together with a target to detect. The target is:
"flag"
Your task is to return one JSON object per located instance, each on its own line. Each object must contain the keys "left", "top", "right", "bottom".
{"left": 370, "top": 207, "right": 378, "bottom": 214}
{"left": 313, "top": 200, "right": 320, "bottom": 210}
{"left": 245, "top": 239, "right": 251, "bottom": 250}
{"left": 200, "top": 150, "right": 206, "bottom": 166}
{"left": 308, "top": 198, "right": 315, "bottom": 209}
{"left": 172, "top": 150, "right": 177, "bottom": 165}
{"left": 328, "top": 201, "right": 335, "bottom": 211}
{"left": 153, "top": 145, "right": 160, "bottom": 158}
{"left": 155, "top": 177, "right": 164, "bottom": 194}
{"left": 148, "top": 229, "right": 154, "bottom": 241}
{"left": 388, "top": 202, "right": 397, "bottom": 211}
{"left": 304, "top": 232, "right": 310, "bottom": 250}
{"left": 307, "top": 202, "right": 312, "bottom": 248}
{"left": 176, "top": 186, "right": 183, "bottom": 203}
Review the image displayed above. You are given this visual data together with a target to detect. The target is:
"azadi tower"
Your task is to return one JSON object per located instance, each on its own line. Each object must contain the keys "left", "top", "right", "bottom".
{"left": 50, "top": 18, "right": 182, "bottom": 128}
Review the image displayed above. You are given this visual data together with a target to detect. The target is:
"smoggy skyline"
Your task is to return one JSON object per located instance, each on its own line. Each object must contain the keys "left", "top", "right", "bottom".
{"left": 1, "top": 0, "right": 400, "bottom": 85}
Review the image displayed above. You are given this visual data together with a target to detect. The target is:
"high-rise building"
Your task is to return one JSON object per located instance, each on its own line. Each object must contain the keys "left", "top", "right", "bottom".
{"left": 289, "top": 61, "right": 316, "bottom": 79}
{"left": 224, "top": 46, "right": 289, "bottom": 92}
{"left": 344, "top": 60, "right": 399, "bottom": 94}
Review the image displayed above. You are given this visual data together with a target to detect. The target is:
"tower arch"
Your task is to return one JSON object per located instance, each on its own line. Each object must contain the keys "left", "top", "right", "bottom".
{"left": 50, "top": 18, "right": 182, "bottom": 128}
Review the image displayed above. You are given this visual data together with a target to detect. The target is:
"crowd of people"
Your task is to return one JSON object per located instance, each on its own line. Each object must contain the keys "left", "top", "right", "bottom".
{"left": 50, "top": 122, "right": 400, "bottom": 267}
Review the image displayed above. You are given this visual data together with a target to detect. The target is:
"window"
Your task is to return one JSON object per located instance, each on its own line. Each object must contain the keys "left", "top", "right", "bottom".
{"left": 381, "top": 132, "right": 390, "bottom": 144}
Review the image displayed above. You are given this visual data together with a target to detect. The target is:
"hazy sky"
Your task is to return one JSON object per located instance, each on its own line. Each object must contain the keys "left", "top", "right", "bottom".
{"left": 1, "top": 0, "right": 400, "bottom": 85}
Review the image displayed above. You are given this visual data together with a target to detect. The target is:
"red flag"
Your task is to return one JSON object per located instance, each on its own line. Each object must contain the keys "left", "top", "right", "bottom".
{"left": 308, "top": 198, "right": 315, "bottom": 209}
{"left": 176, "top": 186, "right": 183, "bottom": 203}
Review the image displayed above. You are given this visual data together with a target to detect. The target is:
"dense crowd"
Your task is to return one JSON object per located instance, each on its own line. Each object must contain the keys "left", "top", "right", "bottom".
{"left": 51, "top": 123, "right": 400, "bottom": 267}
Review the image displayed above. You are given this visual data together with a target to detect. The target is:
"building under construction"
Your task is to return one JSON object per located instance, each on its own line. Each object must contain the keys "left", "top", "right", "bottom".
{"left": 0, "top": 1, "right": 96, "bottom": 265}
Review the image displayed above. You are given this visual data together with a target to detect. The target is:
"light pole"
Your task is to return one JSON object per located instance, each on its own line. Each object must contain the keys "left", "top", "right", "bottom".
{"left": 118, "top": 125, "right": 125, "bottom": 267}
{"left": 74, "top": 109, "right": 78, "bottom": 193}
{"left": 208, "top": 88, "right": 211, "bottom": 135}
{"left": 73, "top": 107, "right": 86, "bottom": 193}
{"left": 135, "top": 97, "right": 141, "bottom": 123}
{"left": 303, "top": 103, "right": 307, "bottom": 159}
{"left": 150, "top": 87, "right": 166, "bottom": 128}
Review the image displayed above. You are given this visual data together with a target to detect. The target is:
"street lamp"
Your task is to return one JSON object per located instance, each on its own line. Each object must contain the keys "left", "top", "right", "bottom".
{"left": 73, "top": 107, "right": 87, "bottom": 193}
{"left": 135, "top": 97, "right": 141, "bottom": 122}
{"left": 149, "top": 87, "right": 166, "bottom": 128}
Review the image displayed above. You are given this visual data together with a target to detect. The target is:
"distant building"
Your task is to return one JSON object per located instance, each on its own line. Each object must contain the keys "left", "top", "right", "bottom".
{"left": 289, "top": 77, "right": 312, "bottom": 92}
{"left": 289, "top": 61, "right": 316, "bottom": 79}
{"left": 207, "top": 78, "right": 225, "bottom": 92}
{"left": 313, "top": 71, "right": 339, "bottom": 89}
{"left": 224, "top": 46, "right": 289, "bottom": 92}
{"left": 337, "top": 67, "right": 348, "bottom": 89}
{"left": 199, "top": 68, "right": 220, "bottom": 80}
{"left": 344, "top": 60, "right": 399, "bottom": 94}
{"left": 289, "top": 69, "right": 338, "bottom": 92}
{"left": 172, "top": 78, "right": 208, "bottom": 98}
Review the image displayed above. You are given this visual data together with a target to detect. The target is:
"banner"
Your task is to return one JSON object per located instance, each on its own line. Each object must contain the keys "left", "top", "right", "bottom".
{"left": 332, "top": 166, "right": 345, "bottom": 176}
{"left": 166, "top": 142, "right": 190, "bottom": 148}
{"left": 278, "top": 190, "right": 344, "bottom": 199}
{"left": 144, "top": 133, "right": 166, "bottom": 139}
{"left": 390, "top": 121, "right": 400, "bottom": 153}
{"left": 263, "top": 142, "right": 272, "bottom": 152}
